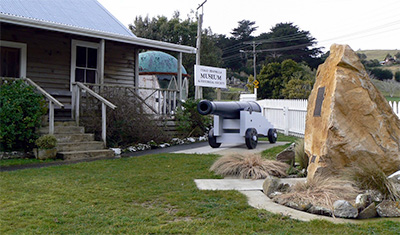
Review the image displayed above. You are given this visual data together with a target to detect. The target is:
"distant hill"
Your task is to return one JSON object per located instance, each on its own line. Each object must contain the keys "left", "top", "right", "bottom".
{"left": 356, "top": 49, "right": 400, "bottom": 61}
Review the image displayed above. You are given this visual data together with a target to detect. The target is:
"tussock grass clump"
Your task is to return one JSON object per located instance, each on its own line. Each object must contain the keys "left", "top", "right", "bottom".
{"left": 210, "top": 154, "right": 289, "bottom": 179}
{"left": 342, "top": 157, "right": 400, "bottom": 201}
{"left": 294, "top": 139, "right": 308, "bottom": 170}
{"left": 274, "top": 176, "right": 361, "bottom": 209}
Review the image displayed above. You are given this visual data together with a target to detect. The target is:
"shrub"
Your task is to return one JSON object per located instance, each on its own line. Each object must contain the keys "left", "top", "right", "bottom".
{"left": 210, "top": 154, "right": 289, "bottom": 179}
{"left": 80, "top": 88, "right": 171, "bottom": 147}
{"left": 395, "top": 71, "right": 400, "bottom": 82}
{"left": 0, "top": 80, "right": 47, "bottom": 151}
{"left": 35, "top": 135, "right": 57, "bottom": 149}
{"left": 369, "top": 68, "right": 393, "bottom": 81}
{"left": 175, "top": 99, "right": 212, "bottom": 137}
{"left": 274, "top": 175, "right": 360, "bottom": 209}
{"left": 342, "top": 157, "right": 400, "bottom": 201}
{"left": 294, "top": 139, "right": 308, "bottom": 170}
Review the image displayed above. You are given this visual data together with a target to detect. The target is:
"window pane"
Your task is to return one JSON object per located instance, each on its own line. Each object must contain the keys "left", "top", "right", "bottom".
{"left": 87, "top": 48, "right": 97, "bottom": 69}
{"left": 1, "top": 47, "right": 20, "bottom": 77}
{"left": 86, "top": 70, "right": 96, "bottom": 83}
{"left": 75, "top": 68, "right": 85, "bottom": 82}
{"left": 76, "top": 46, "right": 86, "bottom": 67}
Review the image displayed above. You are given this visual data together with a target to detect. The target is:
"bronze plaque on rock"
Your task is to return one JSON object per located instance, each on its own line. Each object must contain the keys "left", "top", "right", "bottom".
{"left": 313, "top": 87, "right": 325, "bottom": 117}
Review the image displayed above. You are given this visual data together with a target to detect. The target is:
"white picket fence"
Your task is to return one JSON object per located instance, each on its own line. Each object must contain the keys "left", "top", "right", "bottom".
{"left": 257, "top": 99, "right": 400, "bottom": 137}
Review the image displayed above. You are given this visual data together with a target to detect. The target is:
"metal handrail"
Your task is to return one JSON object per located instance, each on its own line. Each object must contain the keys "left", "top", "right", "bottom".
{"left": 1, "top": 77, "right": 64, "bottom": 135}
{"left": 72, "top": 82, "right": 117, "bottom": 146}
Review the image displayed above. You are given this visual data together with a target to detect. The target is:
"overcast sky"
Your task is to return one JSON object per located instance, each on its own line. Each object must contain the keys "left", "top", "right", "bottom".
{"left": 98, "top": 0, "right": 399, "bottom": 51}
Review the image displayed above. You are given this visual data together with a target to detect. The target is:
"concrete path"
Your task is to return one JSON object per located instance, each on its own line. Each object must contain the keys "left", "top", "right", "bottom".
{"left": 194, "top": 178, "right": 305, "bottom": 191}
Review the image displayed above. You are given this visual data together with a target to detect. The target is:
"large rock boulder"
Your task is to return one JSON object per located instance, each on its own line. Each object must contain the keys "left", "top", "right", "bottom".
{"left": 333, "top": 200, "right": 358, "bottom": 218}
{"left": 305, "top": 44, "right": 400, "bottom": 180}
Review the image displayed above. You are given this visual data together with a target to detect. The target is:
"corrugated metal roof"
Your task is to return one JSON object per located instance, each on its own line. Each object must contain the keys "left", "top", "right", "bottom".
{"left": 0, "top": 0, "right": 135, "bottom": 37}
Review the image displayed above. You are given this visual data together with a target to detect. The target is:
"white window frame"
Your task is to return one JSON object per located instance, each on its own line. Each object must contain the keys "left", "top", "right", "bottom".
{"left": 70, "top": 40, "right": 101, "bottom": 89}
{"left": 0, "top": 40, "right": 27, "bottom": 78}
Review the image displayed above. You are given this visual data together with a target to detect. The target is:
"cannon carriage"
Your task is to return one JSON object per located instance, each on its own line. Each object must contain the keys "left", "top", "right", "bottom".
{"left": 197, "top": 100, "right": 277, "bottom": 149}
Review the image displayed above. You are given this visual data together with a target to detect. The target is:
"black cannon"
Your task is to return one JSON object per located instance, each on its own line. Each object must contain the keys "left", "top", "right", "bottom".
{"left": 197, "top": 100, "right": 261, "bottom": 119}
{"left": 198, "top": 100, "right": 277, "bottom": 149}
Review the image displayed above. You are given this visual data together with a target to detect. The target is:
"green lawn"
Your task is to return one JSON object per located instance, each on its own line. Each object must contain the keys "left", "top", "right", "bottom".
{"left": 1, "top": 151, "right": 399, "bottom": 233}
{"left": 0, "top": 158, "right": 59, "bottom": 167}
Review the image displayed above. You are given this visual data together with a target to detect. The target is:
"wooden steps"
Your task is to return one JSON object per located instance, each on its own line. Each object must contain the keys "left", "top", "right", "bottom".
{"left": 40, "top": 121, "right": 114, "bottom": 161}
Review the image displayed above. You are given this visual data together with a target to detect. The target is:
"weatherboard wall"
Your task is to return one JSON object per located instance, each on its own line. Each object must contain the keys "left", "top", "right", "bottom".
{"left": 1, "top": 23, "right": 136, "bottom": 90}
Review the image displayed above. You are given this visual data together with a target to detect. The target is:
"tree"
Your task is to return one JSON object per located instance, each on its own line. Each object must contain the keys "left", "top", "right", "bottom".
{"left": 217, "top": 20, "right": 258, "bottom": 71}
{"left": 281, "top": 64, "right": 315, "bottom": 99}
{"left": 380, "top": 79, "right": 400, "bottom": 98}
{"left": 231, "top": 20, "right": 258, "bottom": 41}
{"left": 246, "top": 74, "right": 255, "bottom": 93}
{"left": 258, "top": 59, "right": 315, "bottom": 99}
{"left": 257, "top": 23, "right": 323, "bottom": 69}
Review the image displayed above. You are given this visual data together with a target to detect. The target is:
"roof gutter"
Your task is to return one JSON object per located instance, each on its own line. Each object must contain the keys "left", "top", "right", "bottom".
{"left": 0, "top": 13, "right": 197, "bottom": 54}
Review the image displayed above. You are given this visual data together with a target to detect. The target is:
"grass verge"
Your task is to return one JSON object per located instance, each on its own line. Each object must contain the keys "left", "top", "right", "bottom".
{"left": 1, "top": 154, "right": 399, "bottom": 233}
{"left": 0, "top": 158, "right": 58, "bottom": 167}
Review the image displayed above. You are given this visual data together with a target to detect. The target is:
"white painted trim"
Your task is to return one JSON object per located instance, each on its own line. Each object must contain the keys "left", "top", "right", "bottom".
{"left": 70, "top": 39, "right": 102, "bottom": 89}
{"left": 1, "top": 14, "right": 196, "bottom": 54}
{"left": 0, "top": 40, "right": 27, "bottom": 77}
{"left": 99, "top": 39, "right": 105, "bottom": 85}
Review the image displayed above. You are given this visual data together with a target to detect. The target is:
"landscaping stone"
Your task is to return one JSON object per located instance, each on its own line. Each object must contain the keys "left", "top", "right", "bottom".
{"left": 358, "top": 203, "right": 377, "bottom": 219}
{"left": 388, "top": 170, "right": 400, "bottom": 192}
{"left": 171, "top": 138, "right": 184, "bottom": 145}
{"left": 0, "top": 151, "right": 26, "bottom": 160}
{"left": 268, "top": 192, "right": 282, "bottom": 199}
{"left": 110, "top": 148, "right": 121, "bottom": 155}
{"left": 276, "top": 143, "right": 295, "bottom": 166}
{"left": 304, "top": 44, "right": 400, "bottom": 180}
{"left": 333, "top": 200, "right": 358, "bottom": 218}
{"left": 307, "top": 205, "right": 332, "bottom": 216}
{"left": 355, "top": 193, "right": 372, "bottom": 211}
{"left": 376, "top": 200, "right": 400, "bottom": 217}
{"left": 284, "top": 200, "right": 312, "bottom": 212}
{"left": 388, "top": 170, "right": 400, "bottom": 182}
{"left": 262, "top": 177, "right": 280, "bottom": 197}
{"left": 366, "top": 190, "right": 384, "bottom": 203}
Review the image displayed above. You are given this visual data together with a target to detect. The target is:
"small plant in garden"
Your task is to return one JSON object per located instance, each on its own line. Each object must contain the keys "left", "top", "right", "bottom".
{"left": 210, "top": 153, "right": 289, "bottom": 179}
{"left": 35, "top": 135, "right": 57, "bottom": 149}
{"left": 274, "top": 175, "right": 360, "bottom": 209}
{"left": 34, "top": 134, "right": 57, "bottom": 160}
{"left": 0, "top": 80, "right": 47, "bottom": 151}
{"left": 175, "top": 99, "right": 212, "bottom": 137}
{"left": 342, "top": 157, "right": 400, "bottom": 201}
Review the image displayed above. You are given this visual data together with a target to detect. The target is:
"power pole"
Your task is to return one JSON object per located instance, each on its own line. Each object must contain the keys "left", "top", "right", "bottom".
{"left": 241, "top": 41, "right": 260, "bottom": 98}
{"left": 195, "top": 0, "right": 207, "bottom": 100}
{"left": 252, "top": 41, "right": 257, "bottom": 98}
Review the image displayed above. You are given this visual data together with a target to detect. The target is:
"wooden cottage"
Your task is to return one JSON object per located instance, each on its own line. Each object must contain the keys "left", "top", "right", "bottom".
{"left": 0, "top": 0, "right": 196, "bottom": 157}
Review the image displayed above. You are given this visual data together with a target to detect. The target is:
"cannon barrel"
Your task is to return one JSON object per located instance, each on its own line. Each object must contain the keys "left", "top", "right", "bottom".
{"left": 197, "top": 100, "right": 261, "bottom": 119}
